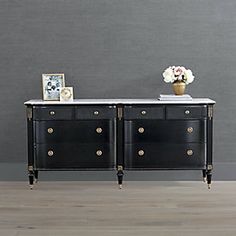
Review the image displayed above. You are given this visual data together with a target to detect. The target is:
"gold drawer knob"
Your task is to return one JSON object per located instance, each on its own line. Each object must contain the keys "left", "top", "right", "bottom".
{"left": 138, "top": 127, "right": 145, "bottom": 133}
{"left": 187, "top": 127, "right": 193, "bottom": 133}
{"left": 47, "top": 128, "right": 54, "bottom": 134}
{"left": 49, "top": 111, "right": 55, "bottom": 115}
{"left": 185, "top": 110, "right": 190, "bottom": 115}
{"left": 141, "top": 110, "right": 147, "bottom": 115}
{"left": 138, "top": 149, "right": 145, "bottom": 156}
{"left": 96, "top": 127, "right": 103, "bottom": 133}
{"left": 48, "top": 150, "right": 54, "bottom": 157}
{"left": 94, "top": 111, "right": 99, "bottom": 115}
{"left": 96, "top": 150, "right": 103, "bottom": 156}
{"left": 187, "top": 149, "right": 193, "bottom": 156}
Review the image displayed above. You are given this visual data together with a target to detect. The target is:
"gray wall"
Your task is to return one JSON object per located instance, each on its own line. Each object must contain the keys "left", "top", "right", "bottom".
{"left": 0, "top": 0, "right": 236, "bottom": 180}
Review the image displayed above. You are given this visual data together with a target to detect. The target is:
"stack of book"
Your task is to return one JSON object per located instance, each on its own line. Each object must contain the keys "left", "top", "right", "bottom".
{"left": 158, "top": 94, "right": 193, "bottom": 100}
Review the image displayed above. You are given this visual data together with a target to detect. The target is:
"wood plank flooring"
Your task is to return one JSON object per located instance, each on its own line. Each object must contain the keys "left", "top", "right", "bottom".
{"left": 0, "top": 181, "right": 236, "bottom": 236}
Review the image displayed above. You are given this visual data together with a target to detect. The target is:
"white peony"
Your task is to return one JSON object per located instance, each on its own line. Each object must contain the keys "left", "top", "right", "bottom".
{"left": 173, "top": 66, "right": 185, "bottom": 77}
{"left": 163, "top": 66, "right": 195, "bottom": 85}
{"left": 162, "top": 67, "right": 175, "bottom": 83}
{"left": 184, "top": 69, "right": 194, "bottom": 84}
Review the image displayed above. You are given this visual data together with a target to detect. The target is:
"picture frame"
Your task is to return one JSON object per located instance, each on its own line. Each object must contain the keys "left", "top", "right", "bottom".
{"left": 42, "top": 73, "right": 65, "bottom": 101}
{"left": 60, "top": 87, "right": 74, "bottom": 102}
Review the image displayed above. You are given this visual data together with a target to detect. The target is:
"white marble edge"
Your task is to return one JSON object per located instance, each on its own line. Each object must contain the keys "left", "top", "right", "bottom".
{"left": 24, "top": 98, "right": 216, "bottom": 105}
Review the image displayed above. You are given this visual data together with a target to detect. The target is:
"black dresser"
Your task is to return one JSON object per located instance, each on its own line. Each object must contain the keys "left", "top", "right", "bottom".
{"left": 25, "top": 99, "right": 215, "bottom": 189}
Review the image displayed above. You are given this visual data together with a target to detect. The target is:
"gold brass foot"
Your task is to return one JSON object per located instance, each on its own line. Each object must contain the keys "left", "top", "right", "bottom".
{"left": 29, "top": 185, "right": 34, "bottom": 190}
{"left": 208, "top": 184, "right": 211, "bottom": 189}
{"left": 203, "top": 177, "right": 207, "bottom": 182}
{"left": 119, "top": 184, "right": 122, "bottom": 189}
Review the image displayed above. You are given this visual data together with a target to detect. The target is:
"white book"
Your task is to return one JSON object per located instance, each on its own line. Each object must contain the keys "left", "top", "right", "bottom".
{"left": 159, "top": 94, "right": 192, "bottom": 100}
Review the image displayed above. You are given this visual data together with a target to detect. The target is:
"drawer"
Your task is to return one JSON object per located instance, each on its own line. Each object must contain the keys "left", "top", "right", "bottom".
{"left": 124, "top": 120, "right": 207, "bottom": 143}
{"left": 75, "top": 106, "right": 116, "bottom": 120}
{"left": 166, "top": 105, "right": 207, "bottom": 119}
{"left": 124, "top": 106, "right": 164, "bottom": 120}
{"left": 124, "top": 143, "right": 206, "bottom": 169}
{"left": 35, "top": 120, "right": 115, "bottom": 144}
{"left": 35, "top": 143, "right": 115, "bottom": 169}
{"left": 33, "top": 106, "right": 74, "bottom": 120}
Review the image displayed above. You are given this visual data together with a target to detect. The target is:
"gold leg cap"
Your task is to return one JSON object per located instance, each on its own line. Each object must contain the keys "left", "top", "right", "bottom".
{"left": 29, "top": 185, "right": 34, "bottom": 190}
{"left": 203, "top": 177, "right": 207, "bottom": 182}
{"left": 208, "top": 184, "right": 211, "bottom": 189}
{"left": 119, "top": 184, "right": 122, "bottom": 189}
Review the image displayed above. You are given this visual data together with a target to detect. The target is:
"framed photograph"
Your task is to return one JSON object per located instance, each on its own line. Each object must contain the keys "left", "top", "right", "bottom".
{"left": 60, "top": 87, "right": 74, "bottom": 102}
{"left": 42, "top": 74, "right": 65, "bottom": 101}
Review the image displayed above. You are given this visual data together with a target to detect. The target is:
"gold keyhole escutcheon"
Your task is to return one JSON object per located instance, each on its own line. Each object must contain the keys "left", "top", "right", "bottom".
{"left": 187, "top": 127, "right": 193, "bottom": 133}
{"left": 96, "top": 150, "right": 103, "bottom": 156}
{"left": 96, "top": 127, "right": 103, "bottom": 133}
{"left": 47, "top": 128, "right": 54, "bottom": 134}
{"left": 185, "top": 110, "right": 190, "bottom": 115}
{"left": 138, "top": 149, "right": 145, "bottom": 156}
{"left": 187, "top": 149, "right": 193, "bottom": 156}
{"left": 141, "top": 110, "right": 147, "bottom": 115}
{"left": 138, "top": 127, "right": 145, "bottom": 133}
{"left": 48, "top": 150, "right": 54, "bottom": 157}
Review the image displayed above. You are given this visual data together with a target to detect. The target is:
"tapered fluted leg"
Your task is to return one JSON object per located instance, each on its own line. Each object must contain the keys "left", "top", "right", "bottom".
{"left": 207, "top": 171, "right": 212, "bottom": 189}
{"left": 28, "top": 171, "right": 34, "bottom": 190}
{"left": 202, "top": 169, "right": 207, "bottom": 182}
{"left": 34, "top": 170, "right": 38, "bottom": 183}
{"left": 117, "top": 168, "right": 124, "bottom": 189}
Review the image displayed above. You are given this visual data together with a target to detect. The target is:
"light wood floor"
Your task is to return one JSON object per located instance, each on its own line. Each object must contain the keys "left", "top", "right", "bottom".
{"left": 0, "top": 181, "right": 236, "bottom": 236}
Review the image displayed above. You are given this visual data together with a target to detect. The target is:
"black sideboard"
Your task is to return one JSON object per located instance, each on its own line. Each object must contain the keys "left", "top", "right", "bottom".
{"left": 25, "top": 98, "right": 215, "bottom": 189}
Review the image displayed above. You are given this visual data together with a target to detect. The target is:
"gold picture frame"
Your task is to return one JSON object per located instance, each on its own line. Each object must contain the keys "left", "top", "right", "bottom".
{"left": 42, "top": 73, "right": 65, "bottom": 101}
{"left": 60, "top": 87, "right": 74, "bottom": 102}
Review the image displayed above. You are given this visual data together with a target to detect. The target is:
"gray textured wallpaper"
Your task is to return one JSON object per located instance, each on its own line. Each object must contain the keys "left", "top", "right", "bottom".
{"left": 0, "top": 0, "right": 235, "bottom": 179}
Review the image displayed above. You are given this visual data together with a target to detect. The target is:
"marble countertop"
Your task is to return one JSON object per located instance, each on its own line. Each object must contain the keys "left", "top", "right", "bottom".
{"left": 24, "top": 98, "right": 216, "bottom": 105}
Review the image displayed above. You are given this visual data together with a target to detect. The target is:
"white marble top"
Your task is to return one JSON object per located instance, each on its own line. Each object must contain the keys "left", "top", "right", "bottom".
{"left": 24, "top": 98, "right": 215, "bottom": 105}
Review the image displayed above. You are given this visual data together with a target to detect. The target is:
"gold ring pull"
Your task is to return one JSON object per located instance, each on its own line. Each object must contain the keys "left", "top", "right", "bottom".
{"left": 94, "top": 111, "right": 99, "bottom": 115}
{"left": 47, "top": 128, "right": 54, "bottom": 134}
{"left": 96, "top": 127, "right": 103, "bottom": 133}
{"left": 187, "top": 149, "right": 193, "bottom": 156}
{"left": 141, "top": 110, "right": 147, "bottom": 115}
{"left": 96, "top": 150, "right": 103, "bottom": 156}
{"left": 185, "top": 110, "right": 190, "bottom": 115}
{"left": 187, "top": 127, "right": 193, "bottom": 133}
{"left": 138, "top": 149, "right": 145, "bottom": 156}
{"left": 49, "top": 111, "right": 55, "bottom": 115}
{"left": 48, "top": 150, "right": 54, "bottom": 157}
{"left": 138, "top": 127, "right": 145, "bottom": 133}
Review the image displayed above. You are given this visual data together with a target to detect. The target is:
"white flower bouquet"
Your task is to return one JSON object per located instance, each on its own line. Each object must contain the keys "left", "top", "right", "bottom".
{"left": 162, "top": 66, "right": 194, "bottom": 85}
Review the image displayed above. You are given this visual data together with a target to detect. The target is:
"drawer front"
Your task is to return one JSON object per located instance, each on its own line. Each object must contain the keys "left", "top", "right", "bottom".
{"left": 35, "top": 143, "right": 115, "bottom": 169}
{"left": 166, "top": 105, "right": 207, "bottom": 119}
{"left": 33, "top": 106, "right": 74, "bottom": 120}
{"left": 35, "top": 120, "right": 115, "bottom": 144}
{"left": 124, "top": 106, "right": 165, "bottom": 120}
{"left": 124, "top": 143, "right": 206, "bottom": 169}
{"left": 124, "top": 120, "right": 206, "bottom": 143}
{"left": 75, "top": 106, "right": 116, "bottom": 120}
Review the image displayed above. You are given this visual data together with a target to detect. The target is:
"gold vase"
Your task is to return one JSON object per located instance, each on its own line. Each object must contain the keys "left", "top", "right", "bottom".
{"left": 172, "top": 81, "right": 186, "bottom": 95}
